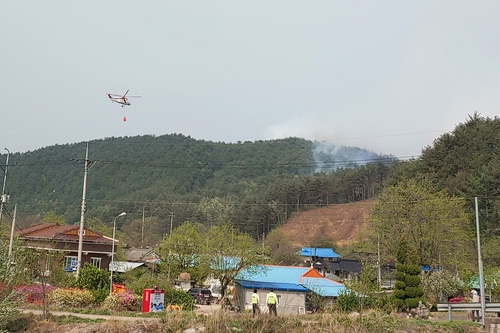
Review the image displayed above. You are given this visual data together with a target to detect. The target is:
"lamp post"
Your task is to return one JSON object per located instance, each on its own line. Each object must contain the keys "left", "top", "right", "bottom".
{"left": 109, "top": 212, "right": 126, "bottom": 296}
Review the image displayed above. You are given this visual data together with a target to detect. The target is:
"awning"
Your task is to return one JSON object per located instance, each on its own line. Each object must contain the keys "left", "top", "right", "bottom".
{"left": 109, "top": 261, "right": 144, "bottom": 272}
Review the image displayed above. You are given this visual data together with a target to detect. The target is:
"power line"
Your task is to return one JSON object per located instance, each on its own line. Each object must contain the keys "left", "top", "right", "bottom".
{"left": 2, "top": 154, "right": 413, "bottom": 169}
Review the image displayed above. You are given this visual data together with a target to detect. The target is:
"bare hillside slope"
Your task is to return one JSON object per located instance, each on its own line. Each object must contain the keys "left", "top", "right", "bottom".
{"left": 280, "top": 199, "right": 375, "bottom": 247}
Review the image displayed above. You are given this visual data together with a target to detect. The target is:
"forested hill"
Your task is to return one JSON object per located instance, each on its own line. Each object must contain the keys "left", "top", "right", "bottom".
{"left": 1, "top": 134, "right": 391, "bottom": 244}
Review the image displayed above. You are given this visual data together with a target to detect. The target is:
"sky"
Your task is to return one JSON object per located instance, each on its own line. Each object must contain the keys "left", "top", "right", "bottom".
{"left": 1, "top": 1, "right": 499, "bottom": 158}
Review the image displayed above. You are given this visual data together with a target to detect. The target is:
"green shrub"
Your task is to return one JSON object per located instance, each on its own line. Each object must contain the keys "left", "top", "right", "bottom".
{"left": 404, "top": 275, "right": 421, "bottom": 287}
{"left": 76, "top": 263, "right": 110, "bottom": 292}
{"left": 91, "top": 287, "right": 109, "bottom": 304}
{"left": 372, "top": 294, "right": 396, "bottom": 314}
{"left": 395, "top": 264, "right": 406, "bottom": 274}
{"left": 404, "top": 297, "right": 421, "bottom": 309}
{"left": 406, "top": 265, "right": 421, "bottom": 276}
{"left": 392, "top": 289, "right": 405, "bottom": 299}
{"left": 163, "top": 288, "right": 195, "bottom": 311}
{"left": 405, "top": 287, "right": 424, "bottom": 298}
{"left": 48, "top": 288, "right": 94, "bottom": 308}
{"left": 335, "top": 289, "right": 359, "bottom": 312}
{"left": 392, "top": 298, "right": 405, "bottom": 310}
{"left": 394, "top": 271, "right": 406, "bottom": 281}
{"left": 394, "top": 281, "right": 406, "bottom": 290}
{"left": 126, "top": 274, "right": 170, "bottom": 296}
{"left": 50, "top": 268, "right": 76, "bottom": 288}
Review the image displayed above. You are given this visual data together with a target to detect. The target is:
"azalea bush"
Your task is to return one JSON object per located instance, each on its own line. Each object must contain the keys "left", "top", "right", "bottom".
{"left": 14, "top": 284, "right": 56, "bottom": 305}
{"left": 102, "top": 290, "right": 141, "bottom": 312}
{"left": 47, "top": 288, "right": 94, "bottom": 308}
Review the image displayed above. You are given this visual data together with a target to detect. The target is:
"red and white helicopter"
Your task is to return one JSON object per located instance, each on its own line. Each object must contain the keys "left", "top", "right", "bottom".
{"left": 107, "top": 90, "right": 141, "bottom": 107}
{"left": 107, "top": 90, "right": 141, "bottom": 122}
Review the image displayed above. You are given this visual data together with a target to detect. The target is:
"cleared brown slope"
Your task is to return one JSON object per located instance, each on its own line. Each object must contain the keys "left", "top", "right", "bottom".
{"left": 280, "top": 199, "right": 375, "bottom": 247}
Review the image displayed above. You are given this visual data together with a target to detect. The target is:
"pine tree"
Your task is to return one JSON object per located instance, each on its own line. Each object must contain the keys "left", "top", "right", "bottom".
{"left": 393, "top": 234, "right": 424, "bottom": 310}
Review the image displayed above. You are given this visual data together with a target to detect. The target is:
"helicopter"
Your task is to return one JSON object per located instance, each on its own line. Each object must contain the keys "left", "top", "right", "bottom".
{"left": 107, "top": 90, "right": 141, "bottom": 122}
{"left": 107, "top": 90, "right": 141, "bottom": 107}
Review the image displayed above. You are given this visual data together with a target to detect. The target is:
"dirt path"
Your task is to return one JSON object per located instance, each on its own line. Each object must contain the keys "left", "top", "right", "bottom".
{"left": 20, "top": 303, "right": 220, "bottom": 321}
{"left": 20, "top": 309, "right": 160, "bottom": 322}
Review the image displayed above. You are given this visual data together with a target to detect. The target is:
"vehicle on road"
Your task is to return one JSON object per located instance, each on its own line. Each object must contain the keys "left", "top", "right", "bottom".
{"left": 188, "top": 288, "right": 213, "bottom": 305}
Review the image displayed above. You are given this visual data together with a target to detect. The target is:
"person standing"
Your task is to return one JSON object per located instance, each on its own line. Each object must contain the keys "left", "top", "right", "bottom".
{"left": 471, "top": 290, "right": 480, "bottom": 322}
{"left": 251, "top": 289, "right": 260, "bottom": 317}
{"left": 266, "top": 288, "right": 277, "bottom": 316}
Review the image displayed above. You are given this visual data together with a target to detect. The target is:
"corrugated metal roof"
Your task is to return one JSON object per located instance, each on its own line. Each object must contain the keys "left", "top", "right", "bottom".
{"left": 298, "top": 247, "right": 340, "bottom": 258}
{"left": 237, "top": 265, "right": 312, "bottom": 284}
{"left": 237, "top": 280, "right": 308, "bottom": 292}
{"left": 124, "top": 248, "right": 159, "bottom": 262}
{"left": 302, "top": 277, "right": 346, "bottom": 297}
{"left": 236, "top": 265, "right": 348, "bottom": 295}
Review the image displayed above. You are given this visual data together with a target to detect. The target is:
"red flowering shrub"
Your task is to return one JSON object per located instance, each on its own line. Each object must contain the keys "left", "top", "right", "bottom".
{"left": 102, "top": 290, "right": 141, "bottom": 312}
{"left": 14, "top": 284, "right": 56, "bottom": 305}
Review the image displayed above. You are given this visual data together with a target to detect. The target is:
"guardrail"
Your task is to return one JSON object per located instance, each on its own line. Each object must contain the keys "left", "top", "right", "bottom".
{"left": 437, "top": 303, "right": 500, "bottom": 321}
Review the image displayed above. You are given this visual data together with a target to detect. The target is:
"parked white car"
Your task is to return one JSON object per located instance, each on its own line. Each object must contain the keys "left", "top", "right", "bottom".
{"left": 208, "top": 284, "right": 222, "bottom": 302}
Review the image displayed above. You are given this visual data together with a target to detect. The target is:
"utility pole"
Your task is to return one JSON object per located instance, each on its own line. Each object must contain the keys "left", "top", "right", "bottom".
{"left": 141, "top": 207, "right": 145, "bottom": 248}
{"left": 167, "top": 212, "right": 174, "bottom": 280}
{"left": 169, "top": 212, "right": 174, "bottom": 236}
{"left": 0, "top": 148, "right": 10, "bottom": 223}
{"left": 377, "top": 234, "right": 382, "bottom": 288}
{"left": 262, "top": 232, "right": 265, "bottom": 264}
{"left": 76, "top": 143, "right": 89, "bottom": 278}
{"left": 475, "top": 197, "right": 486, "bottom": 327}
{"left": 8, "top": 204, "right": 17, "bottom": 261}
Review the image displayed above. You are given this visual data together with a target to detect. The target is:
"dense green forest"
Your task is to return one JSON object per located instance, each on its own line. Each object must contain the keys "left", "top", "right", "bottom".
{"left": 375, "top": 113, "right": 500, "bottom": 268}
{"left": 0, "top": 135, "right": 392, "bottom": 245}
{"left": 4, "top": 112, "right": 500, "bottom": 266}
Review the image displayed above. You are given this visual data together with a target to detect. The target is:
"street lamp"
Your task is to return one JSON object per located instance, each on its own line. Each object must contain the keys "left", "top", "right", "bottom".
{"left": 110, "top": 212, "right": 126, "bottom": 296}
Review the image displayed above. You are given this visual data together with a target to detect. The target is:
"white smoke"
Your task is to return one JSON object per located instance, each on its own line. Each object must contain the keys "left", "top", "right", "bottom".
{"left": 312, "top": 141, "right": 394, "bottom": 173}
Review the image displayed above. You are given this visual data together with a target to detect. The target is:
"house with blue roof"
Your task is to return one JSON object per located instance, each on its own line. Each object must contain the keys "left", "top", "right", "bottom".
{"left": 234, "top": 265, "right": 347, "bottom": 315}
{"left": 298, "top": 247, "right": 341, "bottom": 276}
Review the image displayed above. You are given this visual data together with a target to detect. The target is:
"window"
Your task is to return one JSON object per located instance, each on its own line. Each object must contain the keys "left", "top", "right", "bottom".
{"left": 64, "top": 256, "right": 77, "bottom": 271}
{"left": 90, "top": 257, "right": 101, "bottom": 269}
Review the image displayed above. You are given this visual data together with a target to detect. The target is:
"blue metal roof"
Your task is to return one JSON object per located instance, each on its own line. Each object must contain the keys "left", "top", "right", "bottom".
{"left": 235, "top": 265, "right": 348, "bottom": 296}
{"left": 236, "top": 280, "right": 308, "bottom": 292}
{"left": 237, "top": 265, "right": 310, "bottom": 284}
{"left": 302, "top": 277, "right": 346, "bottom": 297}
{"left": 298, "top": 247, "right": 340, "bottom": 258}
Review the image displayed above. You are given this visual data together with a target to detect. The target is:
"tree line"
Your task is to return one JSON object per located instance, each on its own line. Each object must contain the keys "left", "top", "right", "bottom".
{"left": 2, "top": 135, "right": 391, "bottom": 246}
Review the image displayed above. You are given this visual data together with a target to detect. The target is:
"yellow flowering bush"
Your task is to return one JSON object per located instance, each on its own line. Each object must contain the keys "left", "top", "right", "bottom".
{"left": 47, "top": 288, "right": 94, "bottom": 308}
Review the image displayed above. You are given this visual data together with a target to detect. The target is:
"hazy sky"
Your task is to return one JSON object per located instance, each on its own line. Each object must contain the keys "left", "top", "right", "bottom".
{"left": 2, "top": 1, "right": 499, "bottom": 157}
